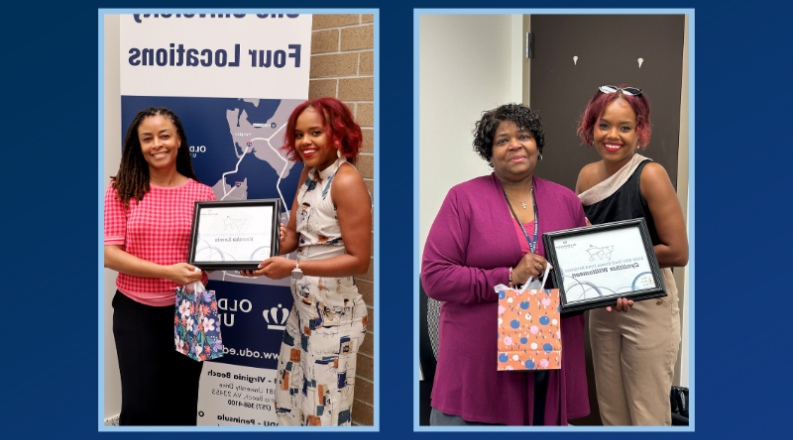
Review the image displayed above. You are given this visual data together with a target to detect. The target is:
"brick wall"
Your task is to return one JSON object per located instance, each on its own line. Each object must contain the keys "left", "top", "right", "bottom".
{"left": 309, "top": 14, "right": 375, "bottom": 427}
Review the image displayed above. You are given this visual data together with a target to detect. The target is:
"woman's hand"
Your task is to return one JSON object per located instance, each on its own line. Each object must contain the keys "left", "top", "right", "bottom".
{"left": 166, "top": 263, "right": 203, "bottom": 285}
{"left": 512, "top": 252, "right": 552, "bottom": 286}
{"left": 240, "top": 257, "right": 296, "bottom": 280}
{"left": 279, "top": 224, "right": 287, "bottom": 244}
{"left": 606, "top": 297, "right": 634, "bottom": 313}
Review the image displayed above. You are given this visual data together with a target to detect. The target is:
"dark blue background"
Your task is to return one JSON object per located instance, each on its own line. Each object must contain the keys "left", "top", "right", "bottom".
{"left": 6, "top": 1, "right": 791, "bottom": 439}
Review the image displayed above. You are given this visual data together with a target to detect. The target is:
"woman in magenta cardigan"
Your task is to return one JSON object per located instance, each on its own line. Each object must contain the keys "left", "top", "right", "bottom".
{"left": 422, "top": 104, "right": 589, "bottom": 425}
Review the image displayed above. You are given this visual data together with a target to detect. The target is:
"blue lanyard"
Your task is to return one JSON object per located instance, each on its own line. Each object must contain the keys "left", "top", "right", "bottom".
{"left": 503, "top": 185, "right": 538, "bottom": 253}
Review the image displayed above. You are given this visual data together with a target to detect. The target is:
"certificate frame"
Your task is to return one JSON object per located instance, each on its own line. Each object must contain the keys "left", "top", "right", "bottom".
{"left": 542, "top": 219, "right": 666, "bottom": 314}
{"left": 188, "top": 199, "right": 281, "bottom": 271}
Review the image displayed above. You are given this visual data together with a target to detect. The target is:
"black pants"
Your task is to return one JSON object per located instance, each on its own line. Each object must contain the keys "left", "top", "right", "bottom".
{"left": 533, "top": 370, "right": 548, "bottom": 426}
{"left": 112, "top": 291, "right": 203, "bottom": 425}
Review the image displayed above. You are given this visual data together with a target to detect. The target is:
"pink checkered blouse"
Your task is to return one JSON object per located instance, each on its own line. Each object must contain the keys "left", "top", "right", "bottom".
{"left": 104, "top": 179, "right": 216, "bottom": 307}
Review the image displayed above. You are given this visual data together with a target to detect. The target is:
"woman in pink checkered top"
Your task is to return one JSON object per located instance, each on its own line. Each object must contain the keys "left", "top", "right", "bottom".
{"left": 104, "top": 107, "right": 216, "bottom": 425}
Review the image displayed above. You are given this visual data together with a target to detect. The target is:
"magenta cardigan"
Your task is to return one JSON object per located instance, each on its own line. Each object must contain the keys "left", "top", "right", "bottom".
{"left": 421, "top": 173, "right": 590, "bottom": 425}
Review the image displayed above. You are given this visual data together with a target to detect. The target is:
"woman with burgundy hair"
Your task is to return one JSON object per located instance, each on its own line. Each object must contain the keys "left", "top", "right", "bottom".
{"left": 575, "top": 85, "right": 688, "bottom": 425}
{"left": 241, "top": 97, "right": 371, "bottom": 426}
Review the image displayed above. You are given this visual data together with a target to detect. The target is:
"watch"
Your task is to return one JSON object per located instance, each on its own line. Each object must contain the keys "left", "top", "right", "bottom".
{"left": 291, "top": 259, "right": 303, "bottom": 280}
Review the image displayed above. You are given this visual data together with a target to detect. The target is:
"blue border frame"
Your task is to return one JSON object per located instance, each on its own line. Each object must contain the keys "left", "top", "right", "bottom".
{"left": 413, "top": 8, "right": 694, "bottom": 432}
{"left": 98, "top": 8, "right": 380, "bottom": 432}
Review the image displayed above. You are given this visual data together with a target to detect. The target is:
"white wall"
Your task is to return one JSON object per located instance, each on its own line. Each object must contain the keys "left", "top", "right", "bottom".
{"left": 419, "top": 15, "right": 523, "bottom": 260}
{"left": 103, "top": 14, "right": 122, "bottom": 419}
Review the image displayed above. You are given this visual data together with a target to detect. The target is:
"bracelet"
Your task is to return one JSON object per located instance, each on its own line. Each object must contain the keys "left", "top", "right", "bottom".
{"left": 508, "top": 267, "right": 513, "bottom": 288}
{"left": 291, "top": 259, "right": 303, "bottom": 280}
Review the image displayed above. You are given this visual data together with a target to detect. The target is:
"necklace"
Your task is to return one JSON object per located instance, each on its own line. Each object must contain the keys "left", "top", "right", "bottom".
{"left": 503, "top": 183, "right": 533, "bottom": 209}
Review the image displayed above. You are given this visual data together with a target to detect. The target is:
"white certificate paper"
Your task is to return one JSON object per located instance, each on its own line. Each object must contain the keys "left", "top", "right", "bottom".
{"left": 553, "top": 227, "right": 656, "bottom": 303}
{"left": 194, "top": 206, "right": 274, "bottom": 263}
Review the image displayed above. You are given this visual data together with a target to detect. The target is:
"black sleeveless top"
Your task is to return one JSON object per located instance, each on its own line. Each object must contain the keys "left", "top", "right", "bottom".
{"left": 582, "top": 160, "right": 661, "bottom": 246}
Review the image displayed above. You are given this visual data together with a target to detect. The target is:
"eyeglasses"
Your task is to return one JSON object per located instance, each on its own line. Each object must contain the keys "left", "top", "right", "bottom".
{"left": 599, "top": 85, "right": 642, "bottom": 96}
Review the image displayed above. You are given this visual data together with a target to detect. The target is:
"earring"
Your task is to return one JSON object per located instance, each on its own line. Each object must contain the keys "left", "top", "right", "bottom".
{"left": 337, "top": 149, "right": 342, "bottom": 159}
{"left": 538, "top": 153, "right": 543, "bottom": 161}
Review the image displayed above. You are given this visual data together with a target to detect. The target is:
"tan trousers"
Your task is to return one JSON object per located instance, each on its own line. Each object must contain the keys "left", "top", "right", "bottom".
{"left": 590, "top": 268, "right": 681, "bottom": 425}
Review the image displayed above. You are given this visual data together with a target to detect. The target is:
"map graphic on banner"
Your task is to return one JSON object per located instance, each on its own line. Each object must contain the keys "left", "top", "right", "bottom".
{"left": 122, "top": 96, "right": 304, "bottom": 425}
{"left": 122, "top": 97, "right": 302, "bottom": 208}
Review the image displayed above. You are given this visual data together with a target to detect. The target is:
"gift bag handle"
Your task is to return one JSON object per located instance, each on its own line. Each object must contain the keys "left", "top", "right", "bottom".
{"left": 518, "top": 264, "right": 552, "bottom": 293}
{"left": 186, "top": 267, "right": 205, "bottom": 293}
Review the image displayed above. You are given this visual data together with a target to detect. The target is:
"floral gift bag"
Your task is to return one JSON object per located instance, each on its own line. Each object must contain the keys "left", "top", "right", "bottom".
{"left": 174, "top": 269, "right": 224, "bottom": 362}
{"left": 496, "top": 266, "right": 561, "bottom": 371}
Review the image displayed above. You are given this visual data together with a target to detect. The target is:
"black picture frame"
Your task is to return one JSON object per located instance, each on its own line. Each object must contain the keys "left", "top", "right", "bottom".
{"left": 188, "top": 199, "right": 281, "bottom": 271}
{"left": 542, "top": 218, "right": 666, "bottom": 314}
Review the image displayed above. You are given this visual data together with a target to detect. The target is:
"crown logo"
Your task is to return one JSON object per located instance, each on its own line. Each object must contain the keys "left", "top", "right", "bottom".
{"left": 263, "top": 303, "right": 289, "bottom": 330}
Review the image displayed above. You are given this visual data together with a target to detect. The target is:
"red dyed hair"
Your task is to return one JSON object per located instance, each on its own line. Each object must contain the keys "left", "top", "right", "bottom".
{"left": 281, "top": 97, "right": 363, "bottom": 165}
{"left": 577, "top": 85, "right": 652, "bottom": 148}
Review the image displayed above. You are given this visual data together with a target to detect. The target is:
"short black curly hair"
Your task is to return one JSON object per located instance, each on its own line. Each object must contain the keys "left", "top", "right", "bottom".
{"left": 472, "top": 103, "right": 545, "bottom": 166}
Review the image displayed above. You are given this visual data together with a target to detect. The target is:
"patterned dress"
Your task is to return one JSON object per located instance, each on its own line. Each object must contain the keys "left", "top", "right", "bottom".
{"left": 275, "top": 157, "right": 368, "bottom": 426}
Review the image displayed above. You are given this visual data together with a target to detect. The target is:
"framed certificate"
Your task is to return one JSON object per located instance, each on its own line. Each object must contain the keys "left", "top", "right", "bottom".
{"left": 542, "top": 219, "right": 666, "bottom": 314}
{"left": 188, "top": 199, "right": 281, "bottom": 271}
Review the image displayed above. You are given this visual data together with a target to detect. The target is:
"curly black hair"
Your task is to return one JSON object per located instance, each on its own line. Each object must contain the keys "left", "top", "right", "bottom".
{"left": 472, "top": 103, "right": 545, "bottom": 166}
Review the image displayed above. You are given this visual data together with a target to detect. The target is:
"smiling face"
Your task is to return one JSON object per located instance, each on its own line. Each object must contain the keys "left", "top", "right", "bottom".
{"left": 294, "top": 106, "right": 337, "bottom": 171}
{"left": 593, "top": 98, "right": 640, "bottom": 165}
{"left": 137, "top": 114, "right": 181, "bottom": 172}
{"left": 491, "top": 120, "right": 539, "bottom": 182}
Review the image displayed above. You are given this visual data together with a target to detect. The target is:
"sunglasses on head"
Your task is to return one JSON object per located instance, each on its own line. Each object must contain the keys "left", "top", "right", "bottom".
{"left": 599, "top": 85, "right": 642, "bottom": 96}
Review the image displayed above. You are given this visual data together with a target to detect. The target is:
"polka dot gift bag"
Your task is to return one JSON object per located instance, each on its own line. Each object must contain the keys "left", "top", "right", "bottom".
{"left": 174, "top": 268, "right": 224, "bottom": 362}
{"left": 496, "top": 266, "right": 561, "bottom": 371}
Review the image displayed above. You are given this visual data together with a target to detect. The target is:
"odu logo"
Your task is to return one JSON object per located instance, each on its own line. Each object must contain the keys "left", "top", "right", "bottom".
{"left": 189, "top": 144, "right": 207, "bottom": 158}
{"left": 263, "top": 303, "right": 289, "bottom": 330}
